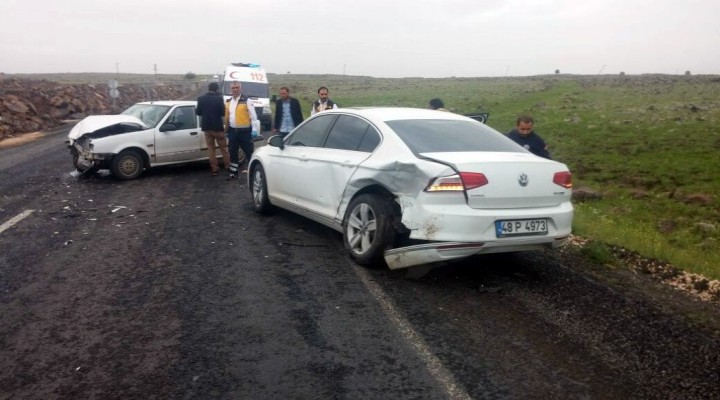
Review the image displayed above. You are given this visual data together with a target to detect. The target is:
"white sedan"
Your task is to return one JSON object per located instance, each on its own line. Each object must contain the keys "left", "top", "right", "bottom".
{"left": 67, "top": 101, "right": 232, "bottom": 180}
{"left": 248, "top": 108, "right": 573, "bottom": 269}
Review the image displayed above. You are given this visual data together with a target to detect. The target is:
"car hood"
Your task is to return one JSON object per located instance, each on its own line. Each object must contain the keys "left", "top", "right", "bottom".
{"left": 68, "top": 115, "right": 147, "bottom": 140}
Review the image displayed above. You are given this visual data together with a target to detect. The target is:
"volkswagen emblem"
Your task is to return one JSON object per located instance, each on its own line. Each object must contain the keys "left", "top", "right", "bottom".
{"left": 518, "top": 173, "right": 529, "bottom": 187}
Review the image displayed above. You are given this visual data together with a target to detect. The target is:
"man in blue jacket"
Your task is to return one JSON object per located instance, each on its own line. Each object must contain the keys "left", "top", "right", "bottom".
{"left": 196, "top": 82, "right": 230, "bottom": 176}
{"left": 506, "top": 115, "right": 552, "bottom": 159}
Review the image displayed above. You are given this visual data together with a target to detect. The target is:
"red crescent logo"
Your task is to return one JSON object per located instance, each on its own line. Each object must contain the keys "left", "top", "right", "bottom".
{"left": 229, "top": 71, "right": 240, "bottom": 79}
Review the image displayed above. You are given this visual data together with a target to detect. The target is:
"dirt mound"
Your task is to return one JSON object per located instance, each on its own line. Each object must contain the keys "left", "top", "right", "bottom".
{"left": 0, "top": 78, "right": 185, "bottom": 141}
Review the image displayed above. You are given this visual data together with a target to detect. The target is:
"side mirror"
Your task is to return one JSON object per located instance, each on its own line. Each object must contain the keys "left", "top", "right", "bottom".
{"left": 268, "top": 135, "right": 285, "bottom": 149}
{"left": 159, "top": 123, "right": 177, "bottom": 132}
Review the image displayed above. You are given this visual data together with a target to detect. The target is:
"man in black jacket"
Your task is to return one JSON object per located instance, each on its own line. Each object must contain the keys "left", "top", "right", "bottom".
{"left": 506, "top": 115, "right": 552, "bottom": 159}
{"left": 196, "top": 82, "right": 230, "bottom": 176}
{"left": 272, "top": 87, "right": 304, "bottom": 137}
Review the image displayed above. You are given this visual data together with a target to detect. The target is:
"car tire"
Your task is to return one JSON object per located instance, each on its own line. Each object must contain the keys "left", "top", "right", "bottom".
{"left": 342, "top": 194, "right": 397, "bottom": 267}
{"left": 111, "top": 149, "right": 144, "bottom": 180}
{"left": 250, "top": 163, "right": 272, "bottom": 214}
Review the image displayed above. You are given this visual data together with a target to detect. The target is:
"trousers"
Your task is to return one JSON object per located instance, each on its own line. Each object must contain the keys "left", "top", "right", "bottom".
{"left": 203, "top": 130, "right": 230, "bottom": 172}
{"left": 227, "top": 127, "right": 253, "bottom": 173}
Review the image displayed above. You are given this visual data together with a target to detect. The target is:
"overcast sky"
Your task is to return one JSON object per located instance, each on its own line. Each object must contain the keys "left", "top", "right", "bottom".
{"left": 1, "top": 0, "right": 718, "bottom": 78}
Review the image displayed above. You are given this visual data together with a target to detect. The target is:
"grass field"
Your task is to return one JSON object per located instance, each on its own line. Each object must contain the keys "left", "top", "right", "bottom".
{"left": 11, "top": 72, "right": 719, "bottom": 279}
{"left": 267, "top": 73, "right": 720, "bottom": 279}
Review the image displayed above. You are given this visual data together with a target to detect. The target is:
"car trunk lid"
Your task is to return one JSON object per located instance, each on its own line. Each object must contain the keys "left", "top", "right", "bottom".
{"left": 420, "top": 151, "right": 571, "bottom": 209}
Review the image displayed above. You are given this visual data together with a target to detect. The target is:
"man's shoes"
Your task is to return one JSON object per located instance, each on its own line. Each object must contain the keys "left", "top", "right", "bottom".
{"left": 227, "top": 173, "right": 238, "bottom": 181}
{"left": 211, "top": 169, "right": 219, "bottom": 176}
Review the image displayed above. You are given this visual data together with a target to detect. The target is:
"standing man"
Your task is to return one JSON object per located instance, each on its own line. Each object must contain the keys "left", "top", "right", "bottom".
{"left": 506, "top": 115, "right": 552, "bottom": 159}
{"left": 225, "top": 81, "right": 258, "bottom": 180}
{"left": 310, "top": 86, "right": 338, "bottom": 115}
{"left": 272, "top": 87, "right": 304, "bottom": 137}
{"left": 196, "top": 82, "right": 230, "bottom": 176}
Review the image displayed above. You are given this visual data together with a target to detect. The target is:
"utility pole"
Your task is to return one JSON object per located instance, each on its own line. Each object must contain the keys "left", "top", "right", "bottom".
{"left": 154, "top": 64, "right": 158, "bottom": 81}
{"left": 115, "top": 62, "right": 119, "bottom": 76}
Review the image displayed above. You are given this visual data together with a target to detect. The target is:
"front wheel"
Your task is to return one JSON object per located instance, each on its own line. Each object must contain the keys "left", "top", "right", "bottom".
{"left": 250, "top": 163, "right": 272, "bottom": 214}
{"left": 111, "top": 150, "right": 144, "bottom": 180}
{"left": 342, "top": 194, "right": 397, "bottom": 267}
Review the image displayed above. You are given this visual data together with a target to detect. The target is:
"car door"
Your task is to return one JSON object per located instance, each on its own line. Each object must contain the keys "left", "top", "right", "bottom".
{"left": 265, "top": 114, "right": 336, "bottom": 208}
{"left": 297, "top": 114, "right": 380, "bottom": 221}
{"left": 153, "top": 105, "right": 203, "bottom": 163}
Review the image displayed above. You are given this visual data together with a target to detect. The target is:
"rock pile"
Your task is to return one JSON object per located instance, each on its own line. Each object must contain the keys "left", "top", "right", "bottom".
{"left": 0, "top": 78, "right": 185, "bottom": 141}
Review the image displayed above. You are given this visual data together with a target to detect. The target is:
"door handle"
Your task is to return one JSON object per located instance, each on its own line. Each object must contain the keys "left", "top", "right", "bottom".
{"left": 190, "top": 132, "right": 198, "bottom": 136}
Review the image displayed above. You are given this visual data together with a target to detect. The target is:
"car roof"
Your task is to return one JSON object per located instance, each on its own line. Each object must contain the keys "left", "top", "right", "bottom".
{"left": 323, "top": 107, "right": 473, "bottom": 122}
{"left": 135, "top": 100, "right": 196, "bottom": 107}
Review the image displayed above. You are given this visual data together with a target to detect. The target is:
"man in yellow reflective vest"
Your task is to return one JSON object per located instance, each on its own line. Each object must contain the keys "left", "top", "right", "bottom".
{"left": 225, "top": 81, "right": 258, "bottom": 180}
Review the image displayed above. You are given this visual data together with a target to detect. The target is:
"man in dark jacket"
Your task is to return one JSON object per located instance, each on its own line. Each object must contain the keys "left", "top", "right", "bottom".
{"left": 196, "top": 82, "right": 230, "bottom": 176}
{"left": 506, "top": 115, "right": 552, "bottom": 159}
{"left": 272, "top": 87, "right": 304, "bottom": 137}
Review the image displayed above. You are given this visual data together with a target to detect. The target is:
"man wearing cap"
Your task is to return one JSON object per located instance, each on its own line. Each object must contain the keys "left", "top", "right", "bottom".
{"left": 196, "top": 82, "right": 230, "bottom": 176}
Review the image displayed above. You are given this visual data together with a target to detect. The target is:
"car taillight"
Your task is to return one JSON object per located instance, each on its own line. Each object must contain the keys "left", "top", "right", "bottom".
{"left": 553, "top": 171, "right": 572, "bottom": 189}
{"left": 426, "top": 172, "right": 488, "bottom": 192}
{"left": 460, "top": 172, "right": 489, "bottom": 190}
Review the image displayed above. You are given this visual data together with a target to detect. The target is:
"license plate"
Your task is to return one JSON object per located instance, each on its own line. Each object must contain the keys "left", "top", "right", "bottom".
{"left": 495, "top": 218, "right": 548, "bottom": 237}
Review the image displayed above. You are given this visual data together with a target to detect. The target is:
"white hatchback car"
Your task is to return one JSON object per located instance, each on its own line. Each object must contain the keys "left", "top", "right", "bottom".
{"left": 67, "top": 101, "right": 231, "bottom": 180}
{"left": 248, "top": 108, "right": 573, "bottom": 269}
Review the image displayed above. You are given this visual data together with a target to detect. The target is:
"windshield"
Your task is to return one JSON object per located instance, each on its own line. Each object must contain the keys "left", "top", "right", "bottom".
{"left": 222, "top": 81, "right": 269, "bottom": 98}
{"left": 386, "top": 119, "right": 526, "bottom": 154}
{"left": 121, "top": 104, "right": 171, "bottom": 128}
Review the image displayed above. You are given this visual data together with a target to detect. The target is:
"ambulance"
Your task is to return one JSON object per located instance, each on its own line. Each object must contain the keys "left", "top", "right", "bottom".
{"left": 221, "top": 62, "right": 272, "bottom": 130}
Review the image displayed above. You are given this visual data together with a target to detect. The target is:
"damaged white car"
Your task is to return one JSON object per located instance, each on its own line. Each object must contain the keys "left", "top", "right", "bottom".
{"left": 67, "top": 101, "right": 216, "bottom": 180}
{"left": 248, "top": 108, "right": 573, "bottom": 270}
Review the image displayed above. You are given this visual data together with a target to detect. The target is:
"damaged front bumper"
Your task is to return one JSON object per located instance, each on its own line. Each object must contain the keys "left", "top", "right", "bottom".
{"left": 67, "top": 140, "right": 112, "bottom": 171}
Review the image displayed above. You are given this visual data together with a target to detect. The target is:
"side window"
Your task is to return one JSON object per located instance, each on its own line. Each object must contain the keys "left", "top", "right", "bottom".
{"left": 287, "top": 114, "right": 336, "bottom": 147}
{"left": 324, "top": 115, "right": 370, "bottom": 151}
{"left": 168, "top": 106, "right": 197, "bottom": 130}
{"left": 357, "top": 126, "right": 381, "bottom": 153}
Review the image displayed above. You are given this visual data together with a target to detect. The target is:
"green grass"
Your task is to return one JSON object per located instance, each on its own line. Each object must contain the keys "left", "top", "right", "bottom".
{"left": 269, "top": 73, "right": 720, "bottom": 280}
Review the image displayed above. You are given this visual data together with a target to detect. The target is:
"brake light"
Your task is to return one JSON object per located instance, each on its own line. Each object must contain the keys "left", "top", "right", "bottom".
{"left": 460, "top": 172, "right": 489, "bottom": 190}
{"left": 553, "top": 171, "right": 572, "bottom": 189}
{"left": 426, "top": 172, "right": 488, "bottom": 192}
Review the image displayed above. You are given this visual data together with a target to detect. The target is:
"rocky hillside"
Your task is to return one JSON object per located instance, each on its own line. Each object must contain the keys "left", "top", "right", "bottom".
{"left": 0, "top": 78, "right": 187, "bottom": 141}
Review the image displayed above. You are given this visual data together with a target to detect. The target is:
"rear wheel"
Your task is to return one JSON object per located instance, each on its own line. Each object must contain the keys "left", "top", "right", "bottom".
{"left": 111, "top": 150, "right": 144, "bottom": 180}
{"left": 250, "top": 163, "right": 272, "bottom": 214}
{"left": 342, "top": 194, "right": 397, "bottom": 267}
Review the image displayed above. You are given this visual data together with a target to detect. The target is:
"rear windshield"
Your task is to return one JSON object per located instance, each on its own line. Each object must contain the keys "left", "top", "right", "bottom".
{"left": 122, "top": 104, "right": 171, "bottom": 128}
{"left": 386, "top": 119, "right": 524, "bottom": 154}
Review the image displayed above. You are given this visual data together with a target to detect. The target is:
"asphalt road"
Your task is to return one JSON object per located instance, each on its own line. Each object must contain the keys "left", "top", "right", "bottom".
{"left": 1, "top": 127, "right": 719, "bottom": 400}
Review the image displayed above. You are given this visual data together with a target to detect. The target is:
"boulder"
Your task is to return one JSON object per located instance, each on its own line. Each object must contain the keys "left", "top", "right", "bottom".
{"left": 0, "top": 78, "right": 185, "bottom": 141}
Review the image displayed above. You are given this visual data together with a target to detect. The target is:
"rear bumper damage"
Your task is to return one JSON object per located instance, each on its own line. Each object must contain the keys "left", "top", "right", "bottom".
{"left": 384, "top": 236, "right": 569, "bottom": 269}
